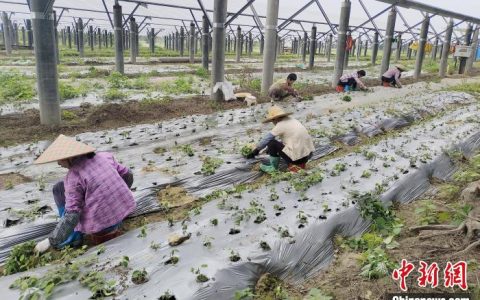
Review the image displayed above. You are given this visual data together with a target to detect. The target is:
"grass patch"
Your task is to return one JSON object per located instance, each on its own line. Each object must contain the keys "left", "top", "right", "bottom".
{"left": 61, "top": 110, "right": 78, "bottom": 121}
{"left": 107, "top": 71, "right": 128, "bottom": 88}
{"left": 195, "top": 67, "right": 209, "bottom": 79}
{"left": 104, "top": 88, "right": 127, "bottom": 101}
{"left": 158, "top": 75, "right": 197, "bottom": 95}
{"left": 0, "top": 71, "right": 35, "bottom": 104}
{"left": 59, "top": 82, "right": 88, "bottom": 100}
{"left": 446, "top": 82, "right": 480, "bottom": 94}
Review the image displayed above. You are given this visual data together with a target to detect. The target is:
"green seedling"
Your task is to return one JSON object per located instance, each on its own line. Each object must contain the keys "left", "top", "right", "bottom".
{"left": 159, "top": 290, "right": 177, "bottom": 300}
{"left": 201, "top": 156, "right": 224, "bottom": 175}
{"left": 150, "top": 242, "right": 161, "bottom": 251}
{"left": 240, "top": 144, "right": 254, "bottom": 158}
{"left": 361, "top": 170, "right": 371, "bottom": 178}
{"left": 137, "top": 225, "right": 147, "bottom": 238}
{"left": 210, "top": 218, "right": 218, "bottom": 226}
{"left": 79, "top": 270, "right": 117, "bottom": 298}
{"left": 229, "top": 250, "right": 241, "bottom": 262}
{"left": 191, "top": 267, "right": 210, "bottom": 283}
{"left": 96, "top": 245, "right": 105, "bottom": 255}
{"left": 118, "top": 256, "right": 129, "bottom": 268}
{"left": 165, "top": 250, "right": 179, "bottom": 265}
{"left": 260, "top": 241, "right": 271, "bottom": 251}
{"left": 330, "top": 162, "right": 347, "bottom": 176}
{"left": 131, "top": 268, "right": 148, "bottom": 284}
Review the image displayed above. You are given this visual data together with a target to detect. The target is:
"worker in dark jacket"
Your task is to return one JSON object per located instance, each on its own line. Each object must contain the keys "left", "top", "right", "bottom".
{"left": 268, "top": 73, "right": 299, "bottom": 101}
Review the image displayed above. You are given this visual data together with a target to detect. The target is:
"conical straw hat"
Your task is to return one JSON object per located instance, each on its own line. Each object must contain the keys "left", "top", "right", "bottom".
{"left": 34, "top": 134, "right": 96, "bottom": 164}
{"left": 262, "top": 106, "right": 292, "bottom": 123}
{"left": 395, "top": 64, "right": 407, "bottom": 71}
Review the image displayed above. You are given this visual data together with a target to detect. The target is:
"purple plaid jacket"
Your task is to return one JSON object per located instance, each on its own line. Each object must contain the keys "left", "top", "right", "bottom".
{"left": 64, "top": 152, "right": 135, "bottom": 234}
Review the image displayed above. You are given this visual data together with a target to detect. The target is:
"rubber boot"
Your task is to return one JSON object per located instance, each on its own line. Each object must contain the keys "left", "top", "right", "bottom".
{"left": 260, "top": 156, "right": 280, "bottom": 174}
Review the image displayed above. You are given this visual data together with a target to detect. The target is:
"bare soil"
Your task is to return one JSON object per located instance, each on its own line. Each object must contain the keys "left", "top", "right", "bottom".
{"left": 0, "top": 97, "right": 256, "bottom": 147}
{"left": 1, "top": 69, "right": 473, "bottom": 148}
{"left": 282, "top": 183, "right": 480, "bottom": 300}
{"left": 0, "top": 173, "right": 31, "bottom": 190}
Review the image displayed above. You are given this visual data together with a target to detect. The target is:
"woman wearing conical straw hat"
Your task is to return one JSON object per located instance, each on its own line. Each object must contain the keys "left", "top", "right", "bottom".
{"left": 33, "top": 135, "right": 136, "bottom": 253}
{"left": 381, "top": 64, "right": 407, "bottom": 88}
{"left": 246, "top": 106, "right": 315, "bottom": 173}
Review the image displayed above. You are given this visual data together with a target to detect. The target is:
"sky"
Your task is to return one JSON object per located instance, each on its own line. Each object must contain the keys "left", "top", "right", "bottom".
{"left": 1, "top": 0, "right": 478, "bottom": 41}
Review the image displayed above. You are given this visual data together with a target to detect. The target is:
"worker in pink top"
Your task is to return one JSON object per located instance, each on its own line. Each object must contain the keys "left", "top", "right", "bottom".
{"left": 336, "top": 70, "right": 368, "bottom": 92}
{"left": 382, "top": 64, "right": 406, "bottom": 88}
{"left": 33, "top": 135, "right": 136, "bottom": 253}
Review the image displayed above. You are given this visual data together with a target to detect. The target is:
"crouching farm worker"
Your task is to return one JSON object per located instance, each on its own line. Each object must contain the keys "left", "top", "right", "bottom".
{"left": 34, "top": 135, "right": 136, "bottom": 253}
{"left": 247, "top": 106, "right": 315, "bottom": 173}
{"left": 336, "top": 70, "right": 368, "bottom": 92}
{"left": 268, "top": 73, "right": 299, "bottom": 101}
{"left": 382, "top": 64, "right": 406, "bottom": 88}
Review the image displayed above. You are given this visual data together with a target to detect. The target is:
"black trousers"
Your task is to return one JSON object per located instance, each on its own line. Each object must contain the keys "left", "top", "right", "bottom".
{"left": 382, "top": 75, "right": 401, "bottom": 86}
{"left": 266, "top": 139, "right": 311, "bottom": 165}
{"left": 337, "top": 77, "right": 357, "bottom": 89}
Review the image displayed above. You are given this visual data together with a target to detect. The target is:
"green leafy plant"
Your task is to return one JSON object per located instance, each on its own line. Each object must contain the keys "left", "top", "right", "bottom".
{"left": 344, "top": 232, "right": 383, "bottom": 251}
{"left": 341, "top": 95, "right": 352, "bottom": 102}
{"left": 150, "top": 242, "right": 161, "bottom": 251}
{"left": 330, "top": 162, "right": 347, "bottom": 176}
{"left": 61, "top": 110, "right": 78, "bottom": 121}
{"left": 437, "top": 184, "right": 460, "bottom": 200}
{"left": 201, "top": 156, "right": 224, "bottom": 175}
{"left": 180, "top": 144, "right": 195, "bottom": 157}
{"left": 260, "top": 241, "right": 271, "bottom": 251}
{"left": 240, "top": 144, "right": 254, "bottom": 158}
{"left": 107, "top": 71, "right": 128, "bottom": 88}
{"left": 165, "top": 250, "right": 180, "bottom": 265}
{"left": 159, "top": 290, "right": 177, "bottom": 300}
{"left": 0, "top": 71, "right": 35, "bottom": 104}
{"left": 229, "top": 250, "right": 241, "bottom": 262}
{"left": 104, "top": 88, "right": 127, "bottom": 101}
{"left": 118, "top": 256, "right": 130, "bottom": 268}
{"left": 234, "top": 288, "right": 255, "bottom": 300}
{"left": 79, "top": 270, "right": 116, "bottom": 298}
{"left": 415, "top": 200, "right": 438, "bottom": 225}
{"left": 361, "top": 170, "right": 371, "bottom": 178}
{"left": 131, "top": 268, "right": 149, "bottom": 284}
{"left": 452, "top": 169, "right": 480, "bottom": 184}
{"left": 191, "top": 267, "right": 209, "bottom": 283}
{"left": 356, "top": 192, "right": 402, "bottom": 236}
{"left": 159, "top": 75, "right": 197, "bottom": 95}
{"left": 359, "top": 247, "right": 397, "bottom": 279}
{"left": 4, "top": 242, "right": 87, "bottom": 276}
{"left": 127, "top": 75, "right": 149, "bottom": 89}
{"left": 9, "top": 260, "right": 82, "bottom": 299}
{"left": 195, "top": 67, "right": 209, "bottom": 79}
{"left": 137, "top": 225, "right": 147, "bottom": 238}
{"left": 304, "top": 288, "right": 333, "bottom": 300}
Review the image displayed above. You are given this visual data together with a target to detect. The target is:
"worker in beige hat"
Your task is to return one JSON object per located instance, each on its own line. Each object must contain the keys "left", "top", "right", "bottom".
{"left": 33, "top": 135, "right": 135, "bottom": 253}
{"left": 246, "top": 106, "right": 315, "bottom": 173}
{"left": 381, "top": 64, "right": 407, "bottom": 88}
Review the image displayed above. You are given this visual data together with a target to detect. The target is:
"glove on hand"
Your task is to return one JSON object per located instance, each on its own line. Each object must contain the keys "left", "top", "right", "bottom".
{"left": 246, "top": 148, "right": 260, "bottom": 159}
{"left": 34, "top": 238, "right": 51, "bottom": 254}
